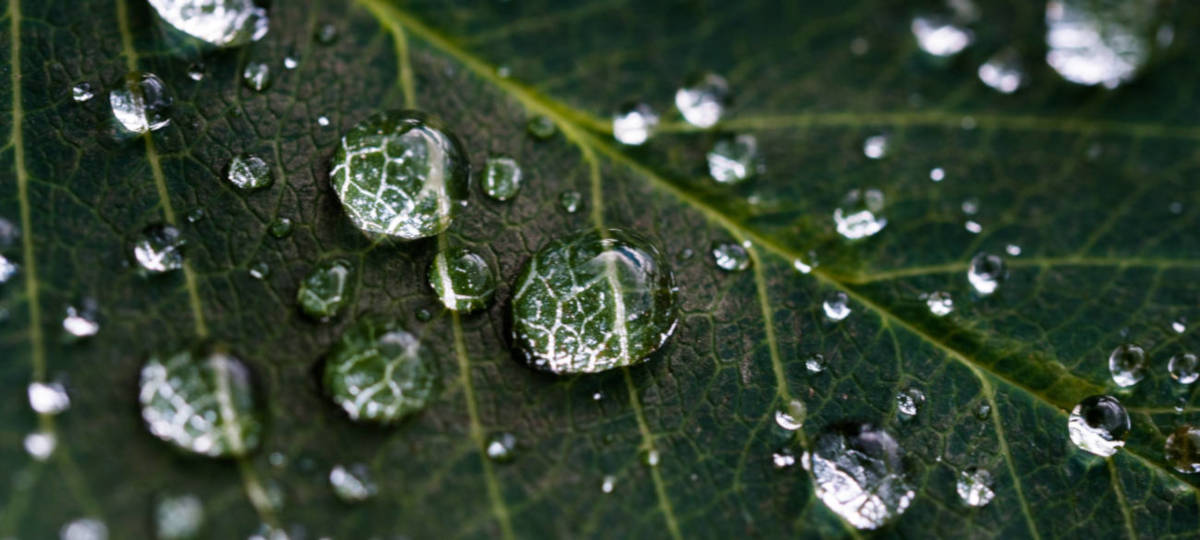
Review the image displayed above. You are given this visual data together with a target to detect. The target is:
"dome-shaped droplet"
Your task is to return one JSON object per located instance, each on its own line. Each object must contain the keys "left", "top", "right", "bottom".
{"left": 110, "top": 72, "right": 172, "bottom": 134}
{"left": 834, "top": 188, "right": 887, "bottom": 240}
{"left": 612, "top": 102, "right": 658, "bottom": 145}
{"left": 806, "top": 353, "right": 826, "bottom": 373}
{"left": 802, "top": 423, "right": 915, "bottom": 530}
{"left": 1108, "top": 343, "right": 1146, "bottom": 387}
{"left": 897, "top": 387, "right": 925, "bottom": 418}
{"left": 823, "top": 291, "right": 851, "bottom": 322}
{"left": 72, "top": 82, "right": 94, "bottom": 102}
{"left": 559, "top": 191, "right": 583, "bottom": 213}
{"left": 710, "top": 241, "right": 750, "bottom": 272}
{"left": 978, "top": 48, "right": 1026, "bottom": 94}
{"left": 674, "top": 72, "right": 729, "bottom": 128}
{"left": 1170, "top": 353, "right": 1199, "bottom": 384}
{"left": 226, "top": 154, "right": 273, "bottom": 190}
{"left": 330, "top": 111, "right": 469, "bottom": 240}
{"left": 485, "top": 432, "right": 518, "bottom": 463}
{"left": 428, "top": 248, "right": 496, "bottom": 313}
{"left": 511, "top": 228, "right": 679, "bottom": 374}
{"left": 774, "top": 399, "right": 806, "bottom": 431}
{"left": 147, "top": 0, "right": 268, "bottom": 48}
{"left": 62, "top": 299, "right": 100, "bottom": 338}
{"left": 133, "top": 224, "right": 185, "bottom": 274}
{"left": 956, "top": 467, "right": 995, "bottom": 507}
{"left": 241, "top": 62, "right": 271, "bottom": 92}
{"left": 155, "top": 494, "right": 204, "bottom": 540}
{"left": 1165, "top": 425, "right": 1200, "bottom": 474}
{"left": 1045, "top": 0, "right": 1158, "bottom": 88}
{"left": 911, "top": 15, "right": 973, "bottom": 57}
{"left": 268, "top": 217, "right": 293, "bottom": 238}
{"left": 707, "top": 134, "right": 760, "bottom": 184}
{"left": 297, "top": 259, "right": 354, "bottom": 319}
{"left": 924, "top": 291, "right": 954, "bottom": 316}
{"left": 526, "top": 115, "right": 556, "bottom": 139}
{"left": 324, "top": 319, "right": 436, "bottom": 423}
{"left": 862, "top": 134, "right": 888, "bottom": 159}
{"left": 329, "top": 464, "right": 377, "bottom": 502}
{"left": 967, "top": 252, "right": 1006, "bottom": 295}
{"left": 139, "top": 348, "right": 263, "bottom": 457}
{"left": 1067, "top": 395, "right": 1130, "bottom": 457}
{"left": 482, "top": 156, "right": 522, "bottom": 201}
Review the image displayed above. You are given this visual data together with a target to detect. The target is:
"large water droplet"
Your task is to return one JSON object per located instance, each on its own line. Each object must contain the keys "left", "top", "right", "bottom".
{"left": 774, "top": 399, "right": 806, "bottom": 431}
{"left": 710, "top": 241, "right": 750, "bottom": 272}
{"left": 802, "top": 423, "right": 915, "bottom": 530}
{"left": 226, "top": 154, "right": 273, "bottom": 190}
{"left": 823, "top": 291, "right": 851, "bottom": 322}
{"left": 1165, "top": 425, "right": 1200, "bottom": 474}
{"left": 674, "top": 72, "right": 729, "bottom": 128}
{"left": 155, "top": 494, "right": 204, "bottom": 540}
{"left": 330, "top": 111, "right": 469, "bottom": 240}
{"left": 834, "top": 188, "right": 887, "bottom": 240}
{"left": 923, "top": 291, "right": 954, "bottom": 317}
{"left": 1067, "top": 395, "right": 1129, "bottom": 457}
{"left": 110, "top": 72, "right": 172, "bottom": 134}
{"left": 147, "top": 0, "right": 268, "bottom": 48}
{"left": 315, "top": 22, "right": 338, "bottom": 44}
{"left": 707, "top": 134, "right": 760, "bottom": 184}
{"left": 297, "top": 259, "right": 354, "bottom": 320}
{"left": 241, "top": 62, "right": 272, "bottom": 92}
{"left": 28, "top": 381, "right": 70, "bottom": 415}
{"left": 612, "top": 102, "right": 658, "bottom": 145}
{"left": 511, "top": 228, "right": 679, "bottom": 374}
{"left": 1045, "top": 0, "right": 1157, "bottom": 88}
{"left": 139, "top": 348, "right": 263, "bottom": 457}
{"left": 329, "top": 464, "right": 377, "bottom": 502}
{"left": 133, "top": 224, "right": 185, "bottom": 274}
{"left": 956, "top": 467, "right": 995, "bottom": 507}
{"left": 978, "top": 48, "right": 1026, "bottom": 94}
{"left": 324, "top": 319, "right": 436, "bottom": 423}
{"left": 482, "top": 156, "right": 522, "bottom": 201}
{"left": 486, "top": 432, "right": 518, "bottom": 463}
{"left": 72, "top": 82, "right": 94, "bottom": 102}
{"left": 1108, "top": 343, "right": 1146, "bottom": 387}
{"left": 1169, "top": 353, "right": 1199, "bottom": 384}
{"left": 967, "top": 252, "right": 1005, "bottom": 295}
{"left": 59, "top": 518, "right": 107, "bottom": 540}
{"left": 428, "top": 248, "right": 496, "bottom": 313}
{"left": 911, "top": 15, "right": 973, "bottom": 57}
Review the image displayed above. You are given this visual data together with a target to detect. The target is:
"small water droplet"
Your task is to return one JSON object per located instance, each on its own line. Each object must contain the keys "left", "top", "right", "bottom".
{"left": 640, "top": 448, "right": 661, "bottom": 467}
{"left": 834, "top": 188, "right": 887, "bottom": 240}
{"left": 155, "top": 494, "right": 204, "bottom": 540}
{"left": 317, "top": 115, "right": 330, "bottom": 127}
{"left": 975, "top": 403, "right": 992, "bottom": 420}
{"left": 961, "top": 198, "right": 979, "bottom": 215}
{"left": 592, "top": 391, "right": 603, "bottom": 401}
{"left": 674, "top": 72, "right": 729, "bottom": 128}
{"left": 772, "top": 449, "right": 797, "bottom": 469}
{"left": 978, "top": 48, "right": 1026, "bottom": 94}
{"left": 482, "top": 156, "right": 522, "bottom": 201}
{"left": 601, "top": 475, "right": 616, "bottom": 494}
{"left": 28, "top": 381, "right": 70, "bottom": 415}
{"left": 956, "top": 467, "right": 995, "bottom": 507}
{"left": 1169, "top": 353, "right": 1198, "bottom": 384}
{"left": 249, "top": 261, "right": 270, "bottom": 280}
{"left": 415, "top": 308, "right": 433, "bottom": 322}
{"left": 148, "top": 0, "right": 267, "bottom": 47}
{"left": 1045, "top": 0, "right": 1157, "bottom": 88}
{"left": 924, "top": 291, "right": 954, "bottom": 317}
{"left": 324, "top": 319, "right": 436, "bottom": 422}
{"left": 1165, "top": 425, "right": 1200, "bottom": 473}
{"left": 428, "top": 248, "right": 496, "bottom": 313}
{"left": 1108, "top": 343, "right": 1146, "bottom": 387}
{"left": 559, "top": 190, "right": 583, "bottom": 214}
{"left": 802, "top": 423, "right": 914, "bottom": 530}
{"left": 24, "top": 430, "right": 56, "bottom": 460}
{"left": 110, "top": 72, "right": 172, "bottom": 134}
{"left": 186, "top": 63, "right": 205, "bottom": 81}
{"left": 226, "top": 154, "right": 273, "bottom": 190}
{"left": 486, "top": 432, "right": 518, "bottom": 463}
{"left": 329, "top": 464, "right": 377, "bottom": 502}
{"left": 72, "top": 82, "right": 94, "bottom": 102}
{"left": 59, "top": 517, "right": 107, "bottom": 540}
{"left": 806, "top": 353, "right": 826, "bottom": 373}
{"left": 315, "top": 23, "right": 338, "bottom": 44}
{"left": 268, "top": 218, "right": 293, "bottom": 238}
{"left": 297, "top": 259, "right": 354, "bottom": 319}
{"left": 896, "top": 387, "right": 925, "bottom": 418}
{"left": 706, "top": 134, "right": 760, "bottom": 184}
{"left": 1172, "top": 320, "right": 1186, "bottom": 334}
{"left": 1169, "top": 201, "right": 1184, "bottom": 215}
{"left": 863, "top": 134, "right": 888, "bottom": 159}
{"left": 496, "top": 65, "right": 511, "bottom": 78}
{"left": 967, "top": 252, "right": 1006, "bottom": 295}
{"left": 241, "top": 62, "right": 272, "bottom": 92}
{"left": 612, "top": 102, "right": 658, "bottom": 145}
{"left": 283, "top": 56, "right": 299, "bottom": 70}
{"left": 185, "top": 207, "right": 206, "bottom": 223}
{"left": 823, "top": 291, "right": 851, "bottom": 322}
{"left": 1068, "top": 394, "right": 1129, "bottom": 456}
{"left": 710, "top": 242, "right": 751, "bottom": 272}
{"left": 526, "top": 115, "right": 556, "bottom": 139}
{"left": 911, "top": 15, "right": 973, "bottom": 57}
{"left": 774, "top": 399, "right": 806, "bottom": 431}
{"left": 793, "top": 258, "right": 813, "bottom": 274}
{"left": 1005, "top": 244, "right": 1022, "bottom": 256}
{"left": 62, "top": 299, "right": 100, "bottom": 338}
{"left": 0, "top": 254, "right": 17, "bottom": 284}
{"left": 133, "top": 224, "right": 185, "bottom": 274}
{"left": 964, "top": 220, "right": 982, "bottom": 234}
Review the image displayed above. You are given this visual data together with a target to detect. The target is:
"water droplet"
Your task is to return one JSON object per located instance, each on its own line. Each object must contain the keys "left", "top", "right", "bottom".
{"left": 806, "top": 353, "right": 826, "bottom": 373}
{"left": 24, "top": 430, "right": 55, "bottom": 460}
{"left": 967, "top": 252, "right": 1005, "bottom": 295}
{"left": 110, "top": 72, "right": 172, "bottom": 134}
{"left": 185, "top": 207, "right": 206, "bottom": 223}
{"left": 706, "top": 134, "right": 760, "bottom": 184}
{"left": 428, "top": 248, "right": 496, "bottom": 313}
{"left": 482, "top": 156, "right": 522, "bottom": 201}
{"left": 833, "top": 188, "right": 887, "bottom": 240}
{"left": 1045, "top": 0, "right": 1157, "bottom": 88}
{"left": 1108, "top": 343, "right": 1146, "bottom": 387}
{"left": 964, "top": 220, "right": 982, "bottom": 234}
{"left": 674, "top": 72, "right": 729, "bottom": 128}
{"left": 268, "top": 218, "right": 293, "bottom": 238}
{"left": 802, "top": 423, "right": 914, "bottom": 530}
{"left": 486, "top": 432, "right": 518, "bottom": 463}
{"left": 415, "top": 308, "right": 433, "bottom": 322}
{"left": 62, "top": 299, "right": 100, "bottom": 338}
{"left": 132, "top": 224, "right": 185, "bottom": 274}
{"left": 637, "top": 448, "right": 661, "bottom": 467}
{"left": 924, "top": 291, "right": 954, "bottom": 317}
{"left": 956, "top": 467, "right": 995, "bottom": 507}
{"left": 297, "top": 259, "right": 354, "bottom": 319}
{"left": 978, "top": 48, "right": 1026, "bottom": 94}
{"left": 59, "top": 518, "right": 107, "bottom": 540}
{"left": 330, "top": 111, "right": 469, "bottom": 240}
{"left": 1172, "top": 320, "right": 1186, "bottom": 334}
{"left": 72, "top": 82, "right": 94, "bottom": 102}
{"left": 929, "top": 167, "right": 946, "bottom": 182}
{"left": 283, "top": 56, "right": 299, "bottom": 70}
{"left": 896, "top": 387, "right": 925, "bottom": 417}
{"left": 601, "top": 475, "right": 616, "bottom": 494}
{"left": 139, "top": 348, "right": 263, "bottom": 457}
{"left": 793, "top": 258, "right": 813, "bottom": 274}
{"left": 526, "top": 115, "right": 556, "bottom": 139}
{"left": 329, "top": 464, "right": 377, "bottom": 502}
{"left": 315, "top": 23, "right": 338, "bottom": 44}
{"left": 147, "top": 0, "right": 267, "bottom": 47}
{"left": 28, "top": 381, "right": 70, "bottom": 415}
{"left": 187, "top": 63, "right": 205, "bottom": 81}
{"left": 1005, "top": 244, "right": 1022, "bottom": 256}
{"left": 1067, "top": 394, "right": 1129, "bottom": 457}
{"left": 1165, "top": 425, "right": 1200, "bottom": 473}
{"left": 774, "top": 399, "right": 806, "bottom": 431}
{"left": 592, "top": 391, "right": 603, "bottom": 401}
{"left": 317, "top": 115, "right": 331, "bottom": 127}
{"left": 0, "top": 254, "right": 17, "bottom": 284}
{"left": 1169, "top": 353, "right": 1198, "bottom": 384}
{"left": 249, "top": 261, "right": 270, "bottom": 280}
{"left": 863, "top": 134, "right": 888, "bottom": 159}
{"left": 710, "top": 241, "right": 750, "bottom": 272}
{"left": 823, "top": 291, "right": 851, "bottom": 322}
{"left": 559, "top": 190, "right": 583, "bottom": 214}
{"left": 612, "top": 102, "right": 658, "bottom": 145}
{"left": 241, "top": 62, "right": 272, "bottom": 92}
{"left": 961, "top": 198, "right": 979, "bottom": 215}
{"left": 511, "top": 228, "right": 679, "bottom": 374}
{"left": 226, "top": 153, "right": 273, "bottom": 190}
{"left": 911, "top": 15, "right": 973, "bottom": 57}
{"left": 975, "top": 403, "right": 992, "bottom": 420}
{"left": 772, "top": 449, "right": 797, "bottom": 469}
{"left": 155, "top": 494, "right": 204, "bottom": 540}
{"left": 324, "top": 319, "right": 436, "bottom": 422}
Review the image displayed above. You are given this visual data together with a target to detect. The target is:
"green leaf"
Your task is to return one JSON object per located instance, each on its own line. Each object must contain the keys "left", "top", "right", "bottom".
{"left": 3, "top": 0, "right": 1200, "bottom": 537}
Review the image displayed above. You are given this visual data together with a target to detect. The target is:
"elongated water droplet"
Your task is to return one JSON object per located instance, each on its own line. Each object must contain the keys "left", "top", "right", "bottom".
{"left": 147, "top": 0, "right": 267, "bottom": 48}
{"left": 978, "top": 48, "right": 1025, "bottom": 94}
{"left": 823, "top": 291, "right": 851, "bottom": 322}
{"left": 863, "top": 135, "right": 888, "bottom": 159}
{"left": 482, "top": 156, "right": 522, "bottom": 201}
{"left": 486, "top": 433, "right": 518, "bottom": 463}
{"left": 1170, "top": 353, "right": 1199, "bottom": 384}
{"left": 710, "top": 241, "right": 750, "bottom": 272}
{"left": 110, "top": 72, "right": 172, "bottom": 134}
{"left": 428, "top": 248, "right": 496, "bottom": 313}
{"left": 1172, "top": 319, "right": 1186, "bottom": 334}
{"left": 773, "top": 449, "right": 797, "bottom": 469}
{"left": 802, "top": 423, "right": 914, "bottom": 530}
{"left": 896, "top": 388, "right": 925, "bottom": 418}
{"left": 526, "top": 115, "right": 556, "bottom": 139}
{"left": 911, "top": 15, "right": 973, "bottom": 57}
{"left": 268, "top": 218, "right": 293, "bottom": 238}
{"left": 957, "top": 467, "right": 995, "bottom": 507}
{"left": 297, "top": 259, "right": 354, "bottom": 319}
{"left": 774, "top": 399, "right": 806, "bottom": 431}
{"left": 330, "top": 111, "right": 469, "bottom": 240}
{"left": 834, "top": 188, "right": 887, "bottom": 240}
{"left": 62, "top": 299, "right": 100, "bottom": 338}
{"left": 559, "top": 190, "right": 582, "bottom": 214}
{"left": 707, "top": 134, "right": 760, "bottom": 184}
{"left": 674, "top": 72, "right": 729, "bottom": 128}
{"left": 155, "top": 494, "right": 204, "bottom": 540}
{"left": 24, "top": 430, "right": 56, "bottom": 460}
{"left": 227, "top": 154, "right": 273, "bottom": 190}
{"left": 59, "top": 518, "right": 107, "bottom": 540}
{"left": 1045, "top": 0, "right": 1158, "bottom": 88}
{"left": 28, "top": 381, "right": 70, "bottom": 415}
{"left": 317, "top": 115, "right": 330, "bottom": 127}
{"left": 324, "top": 319, "right": 436, "bottom": 423}
{"left": 1005, "top": 244, "right": 1022, "bottom": 256}
{"left": 924, "top": 291, "right": 954, "bottom": 316}
{"left": 511, "top": 228, "right": 678, "bottom": 374}
{"left": 329, "top": 464, "right": 377, "bottom": 502}
{"left": 72, "top": 82, "right": 94, "bottom": 102}
{"left": 139, "top": 348, "right": 263, "bottom": 457}
{"left": 133, "top": 224, "right": 185, "bottom": 274}
{"left": 1067, "top": 394, "right": 1129, "bottom": 457}
{"left": 612, "top": 102, "right": 658, "bottom": 145}
{"left": 1165, "top": 425, "right": 1200, "bottom": 474}
{"left": 1108, "top": 343, "right": 1146, "bottom": 387}
{"left": 241, "top": 62, "right": 271, "bottom": 92}
{"left": 967, "top": 252, "right": 1005, "bottom": 295}
{"left": 248, "top": 261, "right": 270, "bottom": 280}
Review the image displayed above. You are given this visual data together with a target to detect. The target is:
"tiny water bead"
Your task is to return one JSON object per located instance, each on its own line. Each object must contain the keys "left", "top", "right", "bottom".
{"left": 964, "top": 221, "right": 982, "bottom": 234}
{"left": 929, "top": 167, "right": 945, "bottom": 182}
{"left": 72, "top": 82, "right": 94, "bottom": 102}
{"left": 772, "top": 449, "right": 797, "bottom": 469}
{"left": 186, "top": 63, "right": 205, "bottom": 81}
{"left": 1165, "top": 425, "right": 1200, "bottom": 474}
{"left": 1169, "top": 353, "right": 1199, "bottom": 384}
{"left": 806, "top": 353, "right": 826, "bottom": 373}
{"left": 862, "top": 134, "right": 888, "bottom": 159}
{"left": 802, "top": 423, "right": 914, "bottom": 530}
{"left": 297, "top": 259, "right": 354, "bottom": 319}
{"left": 1005, "top": 244, "right": 1022, "bottom": 256}
{"left": 315, "top": 22, "right": 339, "bottom": 44}
{"left": 559, "top": 191, "right": 583, "bottom": 213}
{"left": 956, "top": 467, "right": 995, "bottom": 507}
{"left": 62, "top": 299, "right": 101, "bottom": 338}
{"left": 59, "top": 518, "right": 108, "bottom": 540}
{"left": 482, "top": 156, "right": 522, "bottom": 201}
{"left": 0, "top": 254, "right": 17, "bottom": 284}
{"left": 833, "top": 188, "right": 887, "bottom": 240}
{"left": 511, "top": 228, "right": 679, "bottom": 375}
{"left": 24, "top": 431, "right": 56, "bottom": 461}
{"left": 284, "top": 56, "right": 299, "bottom": 70}
{"left": 924, "top": 291, "right": 954, "bottom": 317}
{"left": 147, "top": 0, "right": 268, "bottom": 48}
{"left": 155, "top": 494, "right": 204, "bottom": 540}
{"left": 329, "top": 464, "right": 377, "bottom": 502}
{"left": 133, "top": 224, "right": 185, "bottom": 274}
{"left": 911, "top": 15, "right": 973, "bottom": 57}
{"left": 612, "top": 102, "right": 658, "bottom": 145}
{"left": 674, "top": 72, "right": 729, "bottom": 128}
{"left": 640, "top": 448, "right": 661, "bottom": 467}
{"left": 823, "top": 291, "right": 851, "bottom": 322}
{"left": 975, "top": 403, "right": 992, "bottom": 420}
{"left": 331, "top": 111, "right": 469, "bottom": 240}
{"left": 774, "top": 399, "right": 806, "bottom": 431}
{"left": 27, "top": 381, "right": 70, "bottom": 415}
{"left": 978, "top": 48, "right": 1026, "bottom": 94}
{"left": 139, "top": 349, "right": 263, "bottom": 457}
{"left": 707, "top": 134, "right": 760, "bottom": 184}
{"left": 896, "top": 388, "right": 925, "bottom": 418}
{"left": 324, "top": 319, "right": 436, "bottom": 423}
{"left": 526, "top": 115, "right": 557, "bottom": 139}
{"left": 601, "top": 475, "right": 616, "bottom": 494}
{"left": 226, "top": 153, "right": 273, "bottom": 190}
{"left": 1108, "top": 343, "right": 1146, "bottom": 387}
{"left": 486, "top": 432, "right": 518, "bottom": 463}
{"left": 1067, "top": 395, "right": 1130, "bottom": 457}
{"left": 249, "top": 261, "right": 270, "bottom": 280}
{"left": 1045, "top": 0, "right": 1156, "bottom": 89}
{"left": 110, "top": 72, "right": 172, "bottom": 134}
{"left": 710, "top": 241, "right": 750, "bottom": 272}
{"left": 268, "top": 217, "right": 293, "bottom": 238}
{"left": 967, "top": 252, "right": 1005, "bottom": 295}
{"left": 185, "top": 207, "right": 206, "bottom": 223}
{"left": 428, "top": 248, "right": 496, "bottom": 313}
{"left": 241, "top": 62, "right": 272, "bottom": 92}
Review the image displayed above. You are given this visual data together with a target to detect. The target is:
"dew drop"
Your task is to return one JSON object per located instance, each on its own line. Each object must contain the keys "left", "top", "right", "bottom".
{"left": 110, "top": 72, "right": 172, "bottom": 134}
{"left": 268, "top": 218, "right": 293, "bottom": 238}
{"left": 297, "top": 259, "right": 354, "bottom": 319}
{"left": 1171, "top": 320, "right": 1186, "bottom": 334}
{"left": 833, "top": 188, "right": 887, "bottom": 240}
{"left": 823, "top": 291, "right": 851, "bottom": 322}
{"left": 929, "top": 167, "right": 945, "bottom": 182}
{"left": 155, "top": 494, "right": 204, "bottom": 540}
{"left": 806, "top": 353, "right": 826, "bottom": 373}
{"left": 1067, "top": 394, "right": 1129, "bottom": 457}
{"left": 315, "top": 23, "right": 339, "bottom": 44}
{"left": 772, "top": 449, "right": 797, "bottom": 469}
{"left": 896, "top": 388, "right": 925, "bottom": 418}
{"left": 1045, "top": 0, "right": 1157, "bottom": 88}
{"left": 1005, "top": 244, "right": 1022, "bottom": 256}
{"left": 249, "top": 261, "right": 270, "bottom": 280}
{"left": 706, "top": 134, "right": 760, "bottom": 184}
{"left": 640, "top": 448, "right": 661, "bottom": 467}
{"left": 612, "top": 102, "right": 658, "bottom": 145}
{"left": 978, "top": 48, "right": 1026, "bottom": 94}
{"left": 710, "top": 241, "right": 750, "bottom": 272}
{"left": 1169, "top": 353, "right": 1198, "bottom": 384}
{"left": 559, "top": 190, "right": 583, "bottom": 214}
{"left": 911, "top": 15, "right": 973, "bottom": 57}
{"left": 975, "top": 403, "right": 992, "bottom": 420}
{"left": 24, "top": 430, "right": 56, "bottom": 461}
{"left": 486, "top": 432, "right": 518, "bottom": 463}
{"left": 241, "top": 62, "right": 272, "bottom": 92}
{"left": 428, "top": 248, "right": 496, "bottom": 313}
{"left": 526, "top": 115, "right": 556, "bottom": 139}
{"left": 601, "top": 475, "right": 616, "bottom": 494}
{"left": 965, "top": 220, "right": 982, "bottom": 234}
{"left": 62, "top": 299, "right": 100, "bottom": 338}
{"left": 59, "top": 517, "right": 107, "bottom": 540}
{"left": 802, "top": 423, "right": 914, "bottom": 530}
{"left": 324, "top": 319, "right": 436, "bottom": 423}
{"left": 674, "top": 72, "right": 729, "bottom": 128}
{"left": 862, "top": 134, "right": 888, "bottom": 159}
{"left": 482, "top": 156, "right": 522, "bottom": 201}
{"left": 226, "top": 153, "right": 273, "bottom": 190}
{"left": 1108, "top": 343, "right": 1146, "bottom": 387}
{"left": 283, "top": 56, "right": 299, "bottom": 70}
{"left": 0, "top": 254, "right": 17, "bottom": 284}
{"left": 1165, "top": 425, "right": 1200, "bottom": 474}
{"left": 132, "top": 224, "right": 185, "bottom": 274}
{"left": 924, "top": 291, "right": 954, "bottom": 317}
{"left": 72, "top": 82, "right": 94, "bottom": 102}
{"left": 28, "top": 381, "right": 70, "bottom": 415}
{"left": 317, "top": 115, "right": 330, "bottom": 127}
{"left": 147, "top": 0, "right": 267, "bottom": 48}
{"left": 967, "top": 252, "right": 1005, "bottom": 295}
{"left": 185, "top": 207, "right": 206, "bottom": 223}
{"left": 329, "top": 464, "right": 377, "bottom": 502}
{"left": 330, "top": 111, "right": 469, "bottom": 240}
{"left": 415, "top": 308, "right": 433, "bottom": 322}
{"left": 774, "top": 399, "right": 806, "bottom": 431}
{"left": 186, "top": 63, "right": 205, "bottom": 81}
{"left": 956, "top": 467, "right": 995, "bottom": 507}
